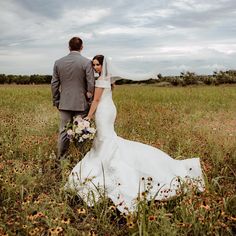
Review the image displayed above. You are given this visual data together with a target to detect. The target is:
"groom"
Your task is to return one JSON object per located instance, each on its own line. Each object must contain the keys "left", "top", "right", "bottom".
{"left": 51, "top": 36, "right": 95, "bottom": 159}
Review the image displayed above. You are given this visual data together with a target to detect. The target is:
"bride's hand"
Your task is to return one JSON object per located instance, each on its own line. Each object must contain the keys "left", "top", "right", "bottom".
{"left": 84, "top": 116, "right": 91, "bottom": 121}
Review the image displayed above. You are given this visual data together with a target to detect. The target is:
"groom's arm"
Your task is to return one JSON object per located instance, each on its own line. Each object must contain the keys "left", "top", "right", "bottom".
{"left": 85, "top": 60, "right": 95, "bottom": 96}
{"left": 51, "top": 62, "right": 60, "bottom": 108}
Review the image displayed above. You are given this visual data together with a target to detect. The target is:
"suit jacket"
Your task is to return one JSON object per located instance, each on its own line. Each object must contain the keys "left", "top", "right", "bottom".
{"left": 51, "top": 51, "right": 95, "bottom": 111}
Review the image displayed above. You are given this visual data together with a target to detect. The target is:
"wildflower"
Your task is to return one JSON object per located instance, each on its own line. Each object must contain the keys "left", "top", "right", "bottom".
{"left": 48, "top": 228, "right": 57, "bottom": 235}
{"left": 177, "top": 223, "right": 186, "bottom": 228}
{"left": 61, "top": 217, "right": 70, "bottom": 224}
{"left": 29, "top": 229, "right": 36, "bottom": 236}
{"left": 22, "top": 200, "right": 30, "bottom": 206}
{"left": 36, "top": 212, "right": 45, "bottom": 218}
{"left": 109, "top": 205, "right": 116, "bottom": 211}
{"left": 147, "top": 177, "right": 153, "bottom": 181}
{"left": 22, "top": 225, "right": 27, "bottom": 229}
{"left": 55, "top": 226, "right": 63, "bottom": 234}
{"left": 89, "top": 230, "right": 97, "bottom": 236}
{"left": 77, "top": 208, "right": 86, "bottom": 214}
{"left": 52, "top": 217, "right": 59, "bottom": 223}
{"left": 34, "top": 228, "right": 40, "bottom": 233}
{"left": 49, "top": 199, "right": 56, "bottom": 205}
{"left": 0, "top": 227, "right": 8, "bottom": 236}
{"left": 127, "top": 221, "right": 135, "bottom": 228}
{"left": 26, "top": 194, "right": 33, "bottom": 201}
{"left": 34, "top": 199, "right": 40, "bottom": 204}
{"left": 141, "top": 191, "right": 147, "bottom": 197}
{"left": 148, "top": 215, "right": 157, "bottom": 221}
{"left": 91, "top": 216, "right": 97, "bottom": 221}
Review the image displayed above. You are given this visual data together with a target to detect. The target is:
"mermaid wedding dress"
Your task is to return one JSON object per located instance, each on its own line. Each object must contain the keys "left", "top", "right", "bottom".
{"left": 66, "top": 77, "right": 205, "bottom": 214}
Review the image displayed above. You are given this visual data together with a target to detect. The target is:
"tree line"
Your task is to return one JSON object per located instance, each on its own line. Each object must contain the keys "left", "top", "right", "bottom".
{"left": 0, "top": 70, "right": 236, "bottom": 86}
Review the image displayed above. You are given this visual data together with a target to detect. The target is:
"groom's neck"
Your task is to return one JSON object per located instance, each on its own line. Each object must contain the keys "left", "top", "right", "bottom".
{"left": 70, "top": 50, "right": 81, "bottom": 53}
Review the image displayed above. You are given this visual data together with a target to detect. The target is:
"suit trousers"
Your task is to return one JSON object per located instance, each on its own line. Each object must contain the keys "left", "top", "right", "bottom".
{"left": 58, "top": 109, "right": 88, "bottom": 158}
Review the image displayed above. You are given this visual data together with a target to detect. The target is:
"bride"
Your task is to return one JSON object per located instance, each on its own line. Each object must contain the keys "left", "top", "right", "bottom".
{"left": 66, "top": 55, "right": 205, "bottom": 214}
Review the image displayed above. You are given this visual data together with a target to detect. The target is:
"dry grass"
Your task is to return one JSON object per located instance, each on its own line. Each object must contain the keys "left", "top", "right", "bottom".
{"left": 0, "top": 84, "right": 235, "bottom": 235}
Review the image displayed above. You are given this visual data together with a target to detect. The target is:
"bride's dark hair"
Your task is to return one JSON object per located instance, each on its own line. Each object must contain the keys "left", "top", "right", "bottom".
{"left": 92, "top": 54, "right": 108, "bottom": 76}
{"left": 92, "top": 55, "right": 104, "bottom": 65}
{"left": 92, "top": 54, "right": 115, "bottom": 89}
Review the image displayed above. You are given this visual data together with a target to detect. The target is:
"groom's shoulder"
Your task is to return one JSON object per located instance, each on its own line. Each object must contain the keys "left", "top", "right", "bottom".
{"left": 54, "top": 53, "right": 91, "bottom": 66}
{"left": 80, "top": 54, "right": 91, "bottom": 64}
{"left": 54, "top": 54, "right": 68, "bottom": 64}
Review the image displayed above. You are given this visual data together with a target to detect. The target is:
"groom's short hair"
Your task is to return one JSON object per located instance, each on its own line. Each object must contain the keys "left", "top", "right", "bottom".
{"left": 69, "top": 37, "right": 83, "bottom": 51}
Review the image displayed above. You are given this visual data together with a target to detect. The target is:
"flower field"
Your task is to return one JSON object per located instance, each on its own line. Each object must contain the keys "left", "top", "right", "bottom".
{"left": 0, "top": 84, "right": 235, "bottom": 235}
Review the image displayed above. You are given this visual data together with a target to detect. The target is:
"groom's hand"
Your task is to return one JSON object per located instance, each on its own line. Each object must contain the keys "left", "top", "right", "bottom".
{"left": 86, "top": 92, "right": 93, "bottom": 99}
{"left": 86, "top": 92, "right": 93, "bottom": 105}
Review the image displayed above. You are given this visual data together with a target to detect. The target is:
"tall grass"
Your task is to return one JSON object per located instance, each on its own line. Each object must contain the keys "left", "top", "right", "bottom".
{"left": 0, "top": 84, "right": 235, "bottom": 235}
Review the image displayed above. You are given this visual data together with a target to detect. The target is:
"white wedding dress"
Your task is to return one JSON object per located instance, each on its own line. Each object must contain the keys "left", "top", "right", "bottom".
{"left": 66, "top": 78, "right": 205, "bottom": 214}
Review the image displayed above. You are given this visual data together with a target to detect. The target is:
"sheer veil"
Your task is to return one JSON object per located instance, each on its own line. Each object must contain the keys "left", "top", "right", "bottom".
{"left": 96, "top": 56, "right": 158, "bottom": 84}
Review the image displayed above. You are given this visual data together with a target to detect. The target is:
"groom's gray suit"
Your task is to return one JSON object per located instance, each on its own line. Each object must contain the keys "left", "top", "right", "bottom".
{"left": 51, "top": 51, "right": 95, "bottom": 158}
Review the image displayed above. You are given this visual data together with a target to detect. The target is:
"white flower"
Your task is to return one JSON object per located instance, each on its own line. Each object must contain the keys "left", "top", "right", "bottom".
{"left": 67, "top": 129, "right": 74, "bottom": 136}
{"left": 83, "top": 120, "right": 90, "bottom": 128}
{"left": 75, "top": 127, "right": 83, "bottom": 134}
{"left": 82, "top": 134, "right": 90, "bottom": 139}
{"left": 74, "top": 115, "right": 83, "bottom": 122}
{"left": 79, "top": 137, "right": 84, "bottom": 142}
{"left": 77, "top": 123, "right": 85, "bottom": 130}
{"left": 87, "top": 127, "right": 96, "bottom": 134}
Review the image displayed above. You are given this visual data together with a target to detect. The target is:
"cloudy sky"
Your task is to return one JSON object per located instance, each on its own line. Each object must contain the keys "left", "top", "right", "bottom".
{"left": 1, "top": 0, "right": 236, "bottom": 77}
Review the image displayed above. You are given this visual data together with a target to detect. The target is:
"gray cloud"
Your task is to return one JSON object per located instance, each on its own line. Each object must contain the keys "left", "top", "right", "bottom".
{"left": 0, "top": 0, "right": 236, "bottom": 76}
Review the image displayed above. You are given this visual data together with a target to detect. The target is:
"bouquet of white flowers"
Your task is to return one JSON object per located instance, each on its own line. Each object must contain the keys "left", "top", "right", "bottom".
{"left": 66, "top": 116, "right": 96, "bottom": 145}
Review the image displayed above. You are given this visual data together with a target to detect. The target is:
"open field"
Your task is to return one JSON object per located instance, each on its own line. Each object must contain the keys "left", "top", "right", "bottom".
{"left": 0, "top": 84, "right": 236, "bottom": 235}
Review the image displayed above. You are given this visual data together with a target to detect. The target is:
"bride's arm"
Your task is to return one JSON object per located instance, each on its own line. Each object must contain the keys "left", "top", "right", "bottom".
{"left": 85, "top": 87, "right": 104, "bottom": 120}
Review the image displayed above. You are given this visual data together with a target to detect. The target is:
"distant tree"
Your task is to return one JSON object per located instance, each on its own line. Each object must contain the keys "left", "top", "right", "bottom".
{"left": 181, "top": 71, "right": 198, "bottom": 85}
{"left": 0, "top": 74, "right": 6, "bottom": 84}
{"left": 157, "top": 73, "right": 163, "bottom": 80}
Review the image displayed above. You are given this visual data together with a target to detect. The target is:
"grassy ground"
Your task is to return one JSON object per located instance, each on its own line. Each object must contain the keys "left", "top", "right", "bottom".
{"left": 0, "top": 84, "right": 235, "bottom": 235}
